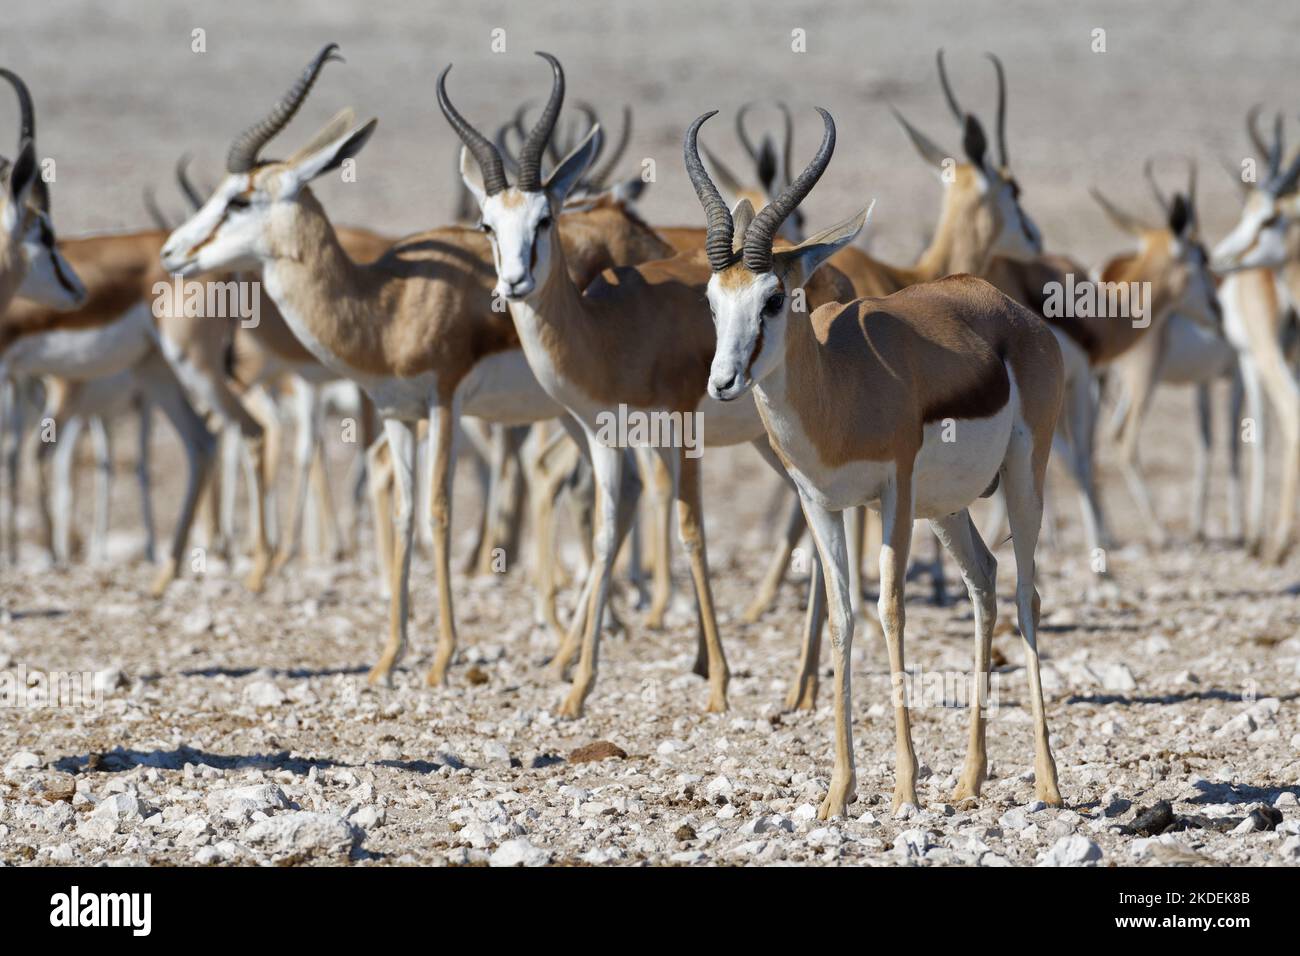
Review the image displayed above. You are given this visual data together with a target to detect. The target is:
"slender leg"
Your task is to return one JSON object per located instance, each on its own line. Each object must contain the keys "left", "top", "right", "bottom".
{"left": 1000, "top": 430, "right": 1062, "bottom": 805}
{"left": 523, "top": 423, "right": 572, "bottom": 639}
{"left": 138, "top": 355, "right": 216, "bottom": 597}
{"left": 799, "top": 495, "right": 857, "bottom": 820}
{"left": 51, "top": 414, "right": 83, "bottom": 565}
{"left": 1226, "top": 368, "right": 1244, "bottom": 542}
{"left": 1115, "top": 342, "right": 1167, "bottom": 548}
{"left": 930, "top": 510, "right": 997, "bottom": 802}
{"left": 135, "top": 397, "right": 156, "bottom": 564}
{"left": 368, "top": 419, "right": 415, "bottom": 685}
{"left": 308, "top": 439, "right": 342, "bottom": 560}
{"left": 877, "top": 473, "right": 919, "bottom": 812}
{"left": 670, "top": 448, "right": 729, "bottom": 712}
{"left": 458, "top": 418, "right": 493, "bottom": 574}
{"left": 785, "top": 546, "right": 825, "bottom": 712}
{"left": 845, "top": 507, "right": 864, "bottom": 616}
{"left": 271, "top": 378, "right": 318, "bottom": 571}
{"left": 89, "top": 416, "right": 112, "bottom": 563}
{"left": 1191, "top": 383, "right": 1213, "bottom": 542}
{"left": 1239, "top": 356, "right": 1267, "bottom": 554}
{"left": 425, "top": 403, "right": 460, "bottom": 686}
{"left": 644, "top": 448, "right": 674, "bottom": 629}
{"left": 1253, "top": 344, "right": 1300, "bottom": 563}
{"left": 558, "top": 441, "right": 623, "bottom": 717}
{"left": 742, "top": 491, "right": 806, "bottom": 623}
{"left": 365, "top": 435, "right": 395, "bottom": 598}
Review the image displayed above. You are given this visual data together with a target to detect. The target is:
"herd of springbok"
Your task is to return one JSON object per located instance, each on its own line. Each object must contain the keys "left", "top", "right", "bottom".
{"left": 1, "top": 46, "right": 1296, "bottom": 819}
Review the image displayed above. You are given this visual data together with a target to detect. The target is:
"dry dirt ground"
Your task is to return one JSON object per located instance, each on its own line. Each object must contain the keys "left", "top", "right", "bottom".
{"left": 1, "top": 1, "right": 1300, "bottom": 867}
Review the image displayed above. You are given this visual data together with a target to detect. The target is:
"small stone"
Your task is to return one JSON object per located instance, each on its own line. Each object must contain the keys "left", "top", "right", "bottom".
{"left": 481, "top": 741, "right": 511, "bottom": 765}
{"left": 1273, "top": 792, "right": 1298, "bottom": 808}
{"left": 569, "top": 741, "right": 627, "bottom": 764}
{"left": 5, "top": 752, "right": 41, "bottom": 772}
{"left": 243, "top": 811, "right": 361, "bottom": 858}
{"left": 465, "top": 666, "right": 490, "bottom": 686}
{"left": 92, "top": 793, "right": 149, "bottom": 822}
{"left": 675, "top": 824, "right": 697, "bottom": 842}
{"left": 1100, "top": 662, "right": 1137, "bottom": 692}
{"left": 242, "top": 680, "right": 285, "bottom": 708}
{"left": 1129, "top": 800, "right": 1174, "bottom": 836}
{"left": 489, "top": 838, "right": 551, "bottom": 867}
{"left": 1038, "top": 834, "right": 1102, "bottom": 866}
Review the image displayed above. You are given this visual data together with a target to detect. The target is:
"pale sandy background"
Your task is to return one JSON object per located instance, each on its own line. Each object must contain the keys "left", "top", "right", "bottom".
{"left": 7, "top": 0, "right": 1299, "bottom": 263}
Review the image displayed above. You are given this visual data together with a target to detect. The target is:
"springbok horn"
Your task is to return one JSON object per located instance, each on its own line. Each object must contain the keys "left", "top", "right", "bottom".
{"left": 436, "top": 63, "right": 508, "bottom": 195}
{"left": 175, "top": 154, "right": 205, "bottom": 211}
{"left": 684, "top": 110, "right": 737, "bottom": 272}
{"left": 936, "top": 49, "right": 964, "bottom": 125}
{"left": 516, "top": 52, "right": 565, "bottom": 191}
{"left": 986, "top": 52, "right": 1008, "bottom": 167}
{"left": 743, "top": 107, "right": 835, "bottom": 274}
{"left": 227, "top": 43, "right": 342, "bottom": 173}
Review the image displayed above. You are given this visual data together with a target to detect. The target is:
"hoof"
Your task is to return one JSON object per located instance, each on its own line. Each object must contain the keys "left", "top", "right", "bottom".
{"left": 149, "top": 565, "right": 177, "bottom": 598}
{"left": 557, "top": 692, "right": 586, "bottom": 719}
{"left": 782, "top": 680, "right": 818, "bottom": 712}
{"left": 366, "top": 663, "right": 394, "bottom": 687}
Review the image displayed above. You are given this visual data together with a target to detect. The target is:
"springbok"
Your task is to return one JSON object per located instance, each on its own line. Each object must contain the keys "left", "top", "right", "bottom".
{"left": 441, "top": 52, "right": 865, "bottom": 715}
{"left": 1211, "top": 110, "right": 1300, "bottom": 563}
{"left": 161, "top": 44, "right": 687, "bottom": 688}
{"left": 693, "top": 107, "right": 1064, "bottom": 818}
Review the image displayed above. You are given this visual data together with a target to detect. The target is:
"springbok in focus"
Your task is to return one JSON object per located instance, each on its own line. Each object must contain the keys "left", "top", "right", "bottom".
{"left": 692, "top": 107, "right": 1064, "bottom": 818}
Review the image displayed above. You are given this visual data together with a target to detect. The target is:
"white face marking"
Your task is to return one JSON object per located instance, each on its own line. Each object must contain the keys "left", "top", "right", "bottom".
{"left": 1212, "top": 189, "right": 1284, "bottom": 271}
{"left": 706, "top": 270, "right": 784, "bottom": 401}
{"left": 476, "top": 188, "right": 554, "bottom": 299}
{"left": 16, "top": 209, "right": 86, "bottom": 309}
{"left": 160, "top": 172, "right": 270, "bottom": 276}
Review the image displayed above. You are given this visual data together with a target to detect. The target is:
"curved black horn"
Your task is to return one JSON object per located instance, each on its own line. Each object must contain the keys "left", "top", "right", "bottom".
{"left": 986, "top": 52, "right": 1008, "bottom": 167}
{"left": 492, "top": 121, "right": 521, "bottom": 177}
{"left": 143, "top": 186, "right": 173, "bottom": 231}
{"left": 227, "top": 43, "right": 342, "bottom": 173}
{"left": 1246, "top": 104, "right": 1269, "bottom": 163}
{"left": 743, "top": 107, "right": 835, "bottom": 274}
{"left": 0, "top": 68, "right": 35, "bottom": 141}
{"left": 175, "top": 153, "right": 205, "bottom": 211}
{"left": 517, "top": 52, "right": 565, "bottom": 190}
{"left": 735, "top": 102, "right": 761, "bottom": 163}
{"left": 1143, "top": 158, "right": 1170, "bottom": 214}
{"left": 684, "top": 111, "right": 737, "bottom": 272}
{"left": 590, "top": 105, "right": 632, "bottom": 189}
{"left": 437, "top": 63, "right": 508, "bottom": 195}
{"left": 776, "top": 101, "right": 795, "bottom": 189}
{"left": 1268, "top": 143, "right": 1300, "bottom": 197}
{"left": 936, "top": 49, "right": 964, "bottom": 125}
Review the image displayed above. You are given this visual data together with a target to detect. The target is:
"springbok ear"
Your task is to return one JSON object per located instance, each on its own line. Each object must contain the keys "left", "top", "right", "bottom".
{"left": 545, "top": 124, "right": 602, "bottom": 203}
{"left": 4, "top": 139, "right": 37, "bottom": 234}
{"left": 773, "top": 203, "right": 872, "bottom": 287}
{"left": 1089, "top": 187, "right": 1151, "bottom": 237}
{"left": 891, "top": 108, "right": 949, "bottom": 174}
{"left": 731, "top": 197, "right": 756, "bottom": 252}
{"left": 609, "top": 176, "right": 647, "bottom": 204}
{"left": 282, "top": 117, "right": 378, "bottom": 196}
{"left": 962, "top": 115, "right": 988, "bottom": 168}
{"left": 8, "top": 138, "right": 37, "bottom": 207}
{"left": 460, "top": 145, "right": 487, "bottom": 207}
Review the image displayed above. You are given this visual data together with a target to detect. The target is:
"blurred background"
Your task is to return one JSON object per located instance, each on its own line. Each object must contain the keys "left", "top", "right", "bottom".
{"left": 6, "top": 0, "right": 1297, "bottom": 264}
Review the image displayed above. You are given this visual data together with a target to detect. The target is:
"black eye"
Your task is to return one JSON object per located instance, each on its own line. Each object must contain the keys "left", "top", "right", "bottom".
{"left": 479, "top": 221, "right": 493, "bottom": 235}
{"left": 762, "top": 292, "right": 785, "bottom": 316}
{"left": 228, "top": 195, "right": 251, "bottom": 210}
{"left": 1262, "top": 213, "right": 1282, "bottom": 229}
{"left": 538, "top": 216, "right": 552, "bottom": 230}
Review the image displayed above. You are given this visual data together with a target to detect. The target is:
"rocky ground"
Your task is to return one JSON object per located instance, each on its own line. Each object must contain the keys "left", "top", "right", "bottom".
{"left": 2, "top": 377, "right": 1299, "bottom": 867}
{"left": 2, "top": 0, "right": 1300, "bottom": 867}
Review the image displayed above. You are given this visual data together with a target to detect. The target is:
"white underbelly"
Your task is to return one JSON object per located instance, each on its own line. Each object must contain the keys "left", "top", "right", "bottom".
{"left": 4, "top": 305, "right": 154, "bottom": 380}
{"left": 457, "top": 348, "right": 563, "bottom": 425}
{"left": 758, "top": 367, "right": 1017, "bottom": 517}
{"left": 1158, "top": 314, "right": 1235, "bottom": 384}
